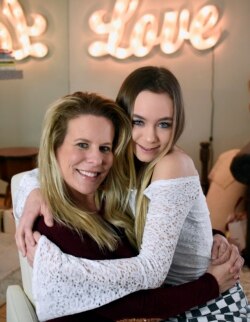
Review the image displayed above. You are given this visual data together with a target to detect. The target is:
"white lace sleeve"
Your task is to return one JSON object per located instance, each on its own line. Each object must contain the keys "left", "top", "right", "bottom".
{"left": 33, "top": 177, "right": 200, "bottom": 321}
{"left": 13, "top": 169, "right": 40, "bottom": 223}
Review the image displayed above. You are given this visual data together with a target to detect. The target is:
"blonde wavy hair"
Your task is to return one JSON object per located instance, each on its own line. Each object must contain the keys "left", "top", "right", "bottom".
{"left": 116, "top": 66, "right": 185, "bottom": 247}
{"left": 38, "top": 91, "right": 136, "bottom": 251}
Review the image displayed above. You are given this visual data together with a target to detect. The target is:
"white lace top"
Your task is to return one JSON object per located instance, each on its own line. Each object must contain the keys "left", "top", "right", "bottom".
{"left": 13, "top": 169, "right": 213, "bottom": 321}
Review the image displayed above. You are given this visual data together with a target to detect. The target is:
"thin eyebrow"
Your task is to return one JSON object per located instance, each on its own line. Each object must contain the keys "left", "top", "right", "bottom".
{"left": 74, "top": 138, "right": 113, "bottom": 146}
{"left": 100, "top": 143, "right": 113, "bottom": 147}
{"left": 132, "top": 114, "right": 173, "bottom": 121}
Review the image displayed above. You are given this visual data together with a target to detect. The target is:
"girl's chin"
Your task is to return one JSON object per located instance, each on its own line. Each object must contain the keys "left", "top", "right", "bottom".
{"left": 135, "top": 154, "right": 154, "bottom": 163}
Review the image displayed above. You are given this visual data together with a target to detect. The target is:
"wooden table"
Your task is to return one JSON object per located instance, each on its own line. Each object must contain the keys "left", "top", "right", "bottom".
{"left": 0, "top": 147, "right": 39, "bottom": 208}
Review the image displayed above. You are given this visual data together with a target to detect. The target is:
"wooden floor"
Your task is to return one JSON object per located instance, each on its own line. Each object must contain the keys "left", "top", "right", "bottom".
{"left": 0, "top": 304, "right": 6, "bottom": 322}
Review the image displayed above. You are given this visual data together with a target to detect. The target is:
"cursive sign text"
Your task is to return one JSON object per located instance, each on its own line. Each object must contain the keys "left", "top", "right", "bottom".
{"left": 88, "top": 0, "right": 222, "bottom": 59}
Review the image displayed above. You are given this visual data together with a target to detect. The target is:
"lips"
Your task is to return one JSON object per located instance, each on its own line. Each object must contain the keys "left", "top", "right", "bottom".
{"left": 77, "top": 169, "right": 100, "bottom": 177}
{"left": 137, "top": 144, "right": 159, "bottom": 152}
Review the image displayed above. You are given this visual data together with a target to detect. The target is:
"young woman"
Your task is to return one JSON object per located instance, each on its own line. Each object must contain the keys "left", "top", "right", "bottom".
{"left": 14, "top": 68, "right": 248, "bottom": 321}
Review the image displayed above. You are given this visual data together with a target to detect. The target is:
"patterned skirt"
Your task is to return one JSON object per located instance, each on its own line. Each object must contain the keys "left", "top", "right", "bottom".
{"left": 164, "top": 283, "right": 250, "bottom": 322}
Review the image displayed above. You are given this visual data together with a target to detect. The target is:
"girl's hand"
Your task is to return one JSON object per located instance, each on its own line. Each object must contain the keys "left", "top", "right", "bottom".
{"left": 211, "top": 234, "right": 244, "bottom": 279}
{"left": 211, "top": 234, "right": 230, "bottom": 263}
{"left": 26, "top": 231, "right": 41, "bottom": 267}
{"left": 207, "top": 244, "right": 243, "bottom": 293}
{"left": 15, "top": 188, "right": 53, "bottom": 256}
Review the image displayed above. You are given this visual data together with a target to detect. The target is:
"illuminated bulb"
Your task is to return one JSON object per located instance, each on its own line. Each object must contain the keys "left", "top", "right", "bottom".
{"left": 200, "top": 5, "right": 214, "bottom": 17}
{"left": 0, "top": 25, "right": 8, "bottom": 37}
{"left": 200, "top": 8, "right": 208, "bottom": 17}
{"left": 115, "top": 47, "right": 129, "bottom": 59}
{"left": 16, "top": 23, "right": 26, "bottom": 32}
{"left": 97, "top": 24, "right": 107, "bottom": 34}
{"left": 29, "top": 26, "right": 39, "bottom": 36}
{"left": 109, "top": 31, "right": 119, "bottom": 45}
{"left": 88, "top": 42, "right": 106, "bottom": 57}
{"left": 112, "top": 19, "right": 122, "bottom": 29}
{"left": 165, "top": 12, "right": 177, "bottom": 23}
{"left": 161, "top": 43, "right": 175, "bottom": 54}
{"left": 19, "top": 34, "right": 29, "bottom": 45}
{"left": 134, "top": 23, "right": 143, "bottom": 33}
{"left": 180, "top": 28, "right": 189, "bottom": 39}
{"left": 206, "top": 37, "right": 216, "bottom": 47}
{"left": 129, "top": 0, "right": 139, "bottom": 12}
{"left": 180, "top": 9, "right": 189, "bottom": 21}
{"left": 209, "top": 16, "right": 217, "bottom": 26}
{"left": 89, "top": 11, "right": 109, "bottom": 34}
{"left": 1, "top": 41, "right": 10, "bottom": 49}
{"left": 194, "top": 20, "right": 202, "bottom": 29}
{"left": 13, "top": 49, "right": 25, "bottom": 60}
{"left": 29, "top": 14, "right": 47, "bottom": 35}
{"left": 130, "top": 38, "right": 138, "bottom": 48}
{"left": 191, "top": 35, "right": 200, "bottom": 46}
{"left": 31, "top": 43, "right": 48, "bottom": 57}
{"left": 115, "top": 1, "right": 126, "bottom": 13}
{"left": 2, "top": 8, "right": 8, "bottom": 16}
{"left": 13, "top": 7, "right": 22, "bottom": 18}
{"left": 146, "top": 30, "right": 156, "bottom": 42}
{"left": 134, "top": 47, "right": 148, "bottom": 57}
{"left": 162, "top": 28, "right": 171, "bottom": 37}
{"left": 142, "top": 14, "right": 153, "bottom": 23}
{"left": 89, "top": 13, "right": 99, "bottom": 25}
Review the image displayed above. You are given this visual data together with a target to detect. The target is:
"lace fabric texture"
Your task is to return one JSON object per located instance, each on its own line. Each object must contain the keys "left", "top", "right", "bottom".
{"left": 13, "top": 168, "right": 40, "bottom": 223}
{"left": 14, "top": 170, "right": 213, "bottom": 321}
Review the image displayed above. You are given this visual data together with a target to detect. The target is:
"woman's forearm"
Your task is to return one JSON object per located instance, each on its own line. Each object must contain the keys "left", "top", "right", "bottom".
{"left": 13, "top": 168, "right": 40, "bottom": 222}
{"left": 92, "top": 273, "right": 219, "bottom": 320}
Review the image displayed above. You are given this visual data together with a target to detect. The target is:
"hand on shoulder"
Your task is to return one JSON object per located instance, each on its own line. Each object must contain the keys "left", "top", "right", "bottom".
{"left": 152, "top": 147, "right": 198, "bottom": 181}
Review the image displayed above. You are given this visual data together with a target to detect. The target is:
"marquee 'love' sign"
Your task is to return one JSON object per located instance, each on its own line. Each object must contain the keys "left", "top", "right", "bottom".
{"left": 0, "top": 0, "right": 222, "bottom": 61}
{"left": 88, "top": 0, "right": 222, "bottom": 59}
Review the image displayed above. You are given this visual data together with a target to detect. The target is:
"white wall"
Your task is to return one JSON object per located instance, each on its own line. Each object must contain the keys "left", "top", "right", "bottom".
{"left": 0, "top": 0, "right": 249, "bottom": 173}
{"left": 0, "top": 0, "right": 69, "bottom": 147}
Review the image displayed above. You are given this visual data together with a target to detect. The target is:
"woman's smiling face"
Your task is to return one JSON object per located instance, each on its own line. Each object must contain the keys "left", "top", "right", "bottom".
{"left": 132, "top": 90, "right": 174, "bottom": 163}
{"left": 56, "top": 114, "right": 114, "bottom": 202}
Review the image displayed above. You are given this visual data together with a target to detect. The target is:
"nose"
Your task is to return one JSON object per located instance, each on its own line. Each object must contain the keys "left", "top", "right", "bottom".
{"left": 145, "top": 126, "right": 157, "bottom": 143}
{"left": 86, "top": 148, "right": 103, "bottom": 166}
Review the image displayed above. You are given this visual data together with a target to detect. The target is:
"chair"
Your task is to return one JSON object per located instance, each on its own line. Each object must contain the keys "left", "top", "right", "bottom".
{"left": 6, "top": 171, "right": 38, "bottom": 322}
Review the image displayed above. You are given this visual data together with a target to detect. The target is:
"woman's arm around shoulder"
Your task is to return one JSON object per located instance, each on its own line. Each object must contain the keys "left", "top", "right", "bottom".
{"left": 152, "top": 147, "right": 198, "bottom": 181}
{"left": 13, "top": 168, "right": 40, "bottom": 221}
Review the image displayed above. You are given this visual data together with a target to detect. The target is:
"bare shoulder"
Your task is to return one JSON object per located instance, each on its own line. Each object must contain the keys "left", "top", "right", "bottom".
{"left": 152, "top": 147, "right": 198, "bottom": 181}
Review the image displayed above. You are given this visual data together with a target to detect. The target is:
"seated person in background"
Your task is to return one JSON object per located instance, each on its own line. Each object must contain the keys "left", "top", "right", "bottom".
{"left": 15, "top": 68, "right": 248, "bottom": 321}
{"left": 206, "top": 149, "right": 247, "bottom": 234}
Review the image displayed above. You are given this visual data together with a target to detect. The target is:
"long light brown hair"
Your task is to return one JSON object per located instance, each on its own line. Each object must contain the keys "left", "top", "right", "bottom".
{"left": 116, "top": 66, "right": 185, "bottom": 247}
{"left": 38, "top": 91, "right": 136, "bottom": 250}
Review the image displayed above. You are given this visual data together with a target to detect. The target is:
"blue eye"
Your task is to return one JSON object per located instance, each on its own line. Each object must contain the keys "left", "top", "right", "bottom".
{"left": 159, "top": 121, "right": 172, "bottom": 129}
{"left": 99, "top": 146, "right": 112, "bottom": 153}
{"left": 77, "top": 142, "right": 88, "bottom": 149}
{"left": 132, "top": 119, "right": 144, "bottom": 126}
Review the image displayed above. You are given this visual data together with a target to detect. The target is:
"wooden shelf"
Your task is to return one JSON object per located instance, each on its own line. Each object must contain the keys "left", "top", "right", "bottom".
{"left": 0, "top": 69, "right": 23, "bottom": 80}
